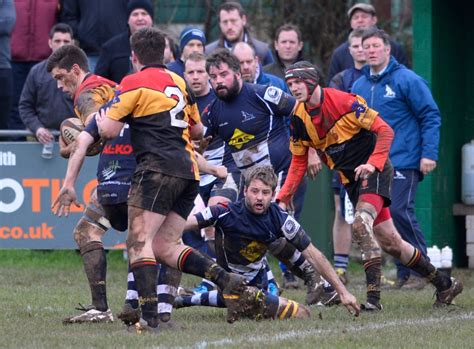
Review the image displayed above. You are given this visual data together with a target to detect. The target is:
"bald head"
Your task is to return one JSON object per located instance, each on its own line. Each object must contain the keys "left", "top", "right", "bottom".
{"left": 232, "top": 42, "right": 258, "bottom": 83}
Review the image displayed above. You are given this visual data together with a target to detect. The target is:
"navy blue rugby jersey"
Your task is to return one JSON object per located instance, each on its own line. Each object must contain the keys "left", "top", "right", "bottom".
{"left": 202, "top": 83, "right": 295, "bottom": 174}
{"left": 85, "top": 117, "right": 136, "bottom": 205}
{"left": 195, "top": 200, "right": 310, "bottom": 276}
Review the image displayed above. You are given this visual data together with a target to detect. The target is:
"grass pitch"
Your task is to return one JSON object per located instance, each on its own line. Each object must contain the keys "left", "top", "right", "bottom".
{"left": 0, "top": 250, "right": 473, "bottom": 348}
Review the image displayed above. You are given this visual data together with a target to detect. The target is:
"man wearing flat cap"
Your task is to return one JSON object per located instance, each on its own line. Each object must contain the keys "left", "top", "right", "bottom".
{"left": 327, "top": 2, "right": 409, "bottom": 83}
{"left": 95, "top": 0, "right": 154, "bottom": 82}
{"left": 167, "top": 27, "right": 206, "bottom": 78}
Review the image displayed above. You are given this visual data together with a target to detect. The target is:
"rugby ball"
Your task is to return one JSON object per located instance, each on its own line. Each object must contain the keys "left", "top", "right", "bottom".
{"left": 60, "top": 118, "right": 102, "bottom": 156}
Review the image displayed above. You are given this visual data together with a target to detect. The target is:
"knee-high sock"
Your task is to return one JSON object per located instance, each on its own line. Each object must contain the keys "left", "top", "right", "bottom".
{"left": 157, "top": 264, "right": 181, "bottom": 322}
{"left": 177, "top": 247, "right": 230, "bottom": 290}
{"left": 364, "top": 257, "right": 382, "bottom": 305}
{"left": 404, "top": 248, "right": 451, "bottom": 291}
{"left": 131, "top": 259, "right": 159, "bottom": 328}
{"left": 80, "top": 241, "right": 108, "bottom": 311}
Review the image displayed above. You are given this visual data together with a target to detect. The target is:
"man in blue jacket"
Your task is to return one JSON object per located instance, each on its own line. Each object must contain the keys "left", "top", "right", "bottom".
{"left": 352, "top": 28, "right": 441, "bottom": 288}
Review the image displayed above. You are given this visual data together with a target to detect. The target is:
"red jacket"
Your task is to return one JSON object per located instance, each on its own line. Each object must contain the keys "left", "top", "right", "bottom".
{"left": 11, "top": 0, "right": 59, "bottom": 61}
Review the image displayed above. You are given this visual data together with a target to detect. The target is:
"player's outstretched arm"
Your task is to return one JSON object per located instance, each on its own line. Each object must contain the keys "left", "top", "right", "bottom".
{"left": 52, "top": 131, "right": 93, "bottom": 217}
{"left": 195, "top": 151, "right": 228, "bottom": 179}
{"left": 302, "top": 244, "right": 360, "bottom": 316}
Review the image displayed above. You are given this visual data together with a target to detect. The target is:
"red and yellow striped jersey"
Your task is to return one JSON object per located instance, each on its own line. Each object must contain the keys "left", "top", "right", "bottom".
{"left": 107, "top": 65, "right": 200, "bottom": 180}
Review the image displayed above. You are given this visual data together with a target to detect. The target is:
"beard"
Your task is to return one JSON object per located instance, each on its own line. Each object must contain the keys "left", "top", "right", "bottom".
{"left": 216, "top": 76, "right": 240, "bottom": 102}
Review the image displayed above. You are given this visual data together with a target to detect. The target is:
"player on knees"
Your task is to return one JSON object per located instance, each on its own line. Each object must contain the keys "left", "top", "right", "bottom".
{"left": 180, "top": 165, "right": 360, "bottom": 319}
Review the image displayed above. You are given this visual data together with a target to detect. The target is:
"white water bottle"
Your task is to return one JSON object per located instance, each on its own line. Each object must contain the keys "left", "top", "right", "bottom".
{"left": 41, "top": 140, "right": 54, "bottom": 159}
{"left": 344, "top": 191, "right": 354, "bottom": 224}
{"left": 441, "top": 246, "right": 453, "bottom": 268}
{"left": 428, "top": 245, "right": 441, "bottom": 269}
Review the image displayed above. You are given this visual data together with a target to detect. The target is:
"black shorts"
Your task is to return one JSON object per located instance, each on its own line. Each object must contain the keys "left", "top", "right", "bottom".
{"left": 344, "top": 160, "right": 393, "bottom": 208}
{"left": 102, "top": 202, "right": 128, "bottom": 232}
{"left": 128, "top": 170, "right": 199, "bottom": 219}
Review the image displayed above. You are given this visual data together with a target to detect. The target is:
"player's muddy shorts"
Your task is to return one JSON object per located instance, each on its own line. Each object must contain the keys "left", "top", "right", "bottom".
{"left": 344, "top": 160, "right": 393, "bottom": 208}
{"left": 128, "top": 170, "right": 199, "bottom": 219}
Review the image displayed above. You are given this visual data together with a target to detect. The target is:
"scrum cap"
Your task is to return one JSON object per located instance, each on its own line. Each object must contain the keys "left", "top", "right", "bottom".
{"left": 284, "top": 61, "right": 320, "bottom": 98}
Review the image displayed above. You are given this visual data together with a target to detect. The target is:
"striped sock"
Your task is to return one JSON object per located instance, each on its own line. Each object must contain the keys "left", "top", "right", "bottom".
{"left": 363, "top": 257, "right": 382, "bottom": 305}
{"left": 180, "top": 290, "right": 226, "bottom": 308}
{"left": 131, "top": 258, "right": 159, "bottom": 327}
{"left": 405, "top": 248, "right": 451, "bottom": 291}
{"left": 333, "top": 254, "right": 350, "bottom": 271}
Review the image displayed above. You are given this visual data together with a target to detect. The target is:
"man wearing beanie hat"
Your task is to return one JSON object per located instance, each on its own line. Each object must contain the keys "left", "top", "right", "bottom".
{"left": 95, "top": 0, "right": 153, "bottom": 82}
{"left": 167, "top": 27, "right": 206, "bottom": 77}
{"left": 327, "top": 2, "right": 408, "bottom": 83}
{"left": 127, "top": 0, "right": 154, "bottom": 20}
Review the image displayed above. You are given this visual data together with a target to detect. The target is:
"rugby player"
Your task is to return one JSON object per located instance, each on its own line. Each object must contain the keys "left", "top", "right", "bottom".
{"left": 96, "top": 27, "right": 262, "bottom": 331}
{"left": 277, "top": 61, "right": 463, "bottom": 310}
{"left": 177, "top": 166, "right": 360, "bottom": 319}
{"left": 47, "top": 44, "right": 119, "bottom": 323}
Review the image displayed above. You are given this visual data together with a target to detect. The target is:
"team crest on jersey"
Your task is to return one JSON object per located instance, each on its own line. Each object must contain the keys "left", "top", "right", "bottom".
{"left": 102, "top": 160, "right": 121, "bottom": 180}
{"left": 241, "top": 110, "right": 256, "bottom": 122}
{"left": 228, "top": 128, "right": 255, "bottom": 149}
{"left": 240, "top": 240, "right": 267, "bottom": 262}
{"left": 282, "top": 216, "right": 300, "bottom": 240}
{"left": 351, "top": 101, "right": 367, "bottom": 119}
{"left": 263, "top": 86, "right": 282, "bottom": 104}
{"left": 111, "top": 93, "right": 121, "bottom": 105}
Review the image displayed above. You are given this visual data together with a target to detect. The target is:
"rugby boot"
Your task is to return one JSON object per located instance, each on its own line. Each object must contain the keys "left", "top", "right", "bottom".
{"left": 63, "top": 304, "right": 113, "bottom": 324}
{"left": 126, "top": 318, "right": 160, "bottom": 334}
{"left": 117, "top": 303, "right": 141, "bottom": 326}
{"left": 433, "top": 277, "right": 463, "bottom": 307}
{"left": 336, "top": 268, "right": 349, "bottom": 285}
{"left": 360, "top": 301, "right": 383, "bottom": 312}
{"left": 222, "top": 273, "right": 252, "bottom": 323}
{"left": 316, "top": 289, "right": 341, "bottom": 307}
{"left": 267, "top": 280, "right": 280, "bottom": 296}
{"left": 301, "top": 265, "right": 325, "bottom": 305}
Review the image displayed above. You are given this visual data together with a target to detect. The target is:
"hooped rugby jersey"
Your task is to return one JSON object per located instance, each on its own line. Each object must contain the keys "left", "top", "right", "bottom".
{"left": 195, "top": 200, "right": 311, "bottom": 278}
{"left": 290, "top": 88, "right": 381, "bottom": 183}
{"left": 202, "top": 83, "right": 295, "bottom": 174}
{"left": 107, "top": 65, "right": 200, "bottom": 180}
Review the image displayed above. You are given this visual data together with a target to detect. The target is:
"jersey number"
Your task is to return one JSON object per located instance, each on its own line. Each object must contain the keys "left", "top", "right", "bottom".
{"left": 164, "top": 86, "right": 188, "bottom": 129}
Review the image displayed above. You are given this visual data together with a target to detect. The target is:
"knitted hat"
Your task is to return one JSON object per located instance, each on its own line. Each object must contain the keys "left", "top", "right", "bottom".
{"left": 127, "top": 0, "right": 154, "bottom": 20}
{"left": 180, "top": 27, "right": 206, "bottom": 51}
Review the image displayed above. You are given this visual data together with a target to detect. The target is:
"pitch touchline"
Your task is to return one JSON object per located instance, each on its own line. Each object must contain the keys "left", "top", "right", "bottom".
{"left": 188, "top": 312, "right": 474, "bottom": 348}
